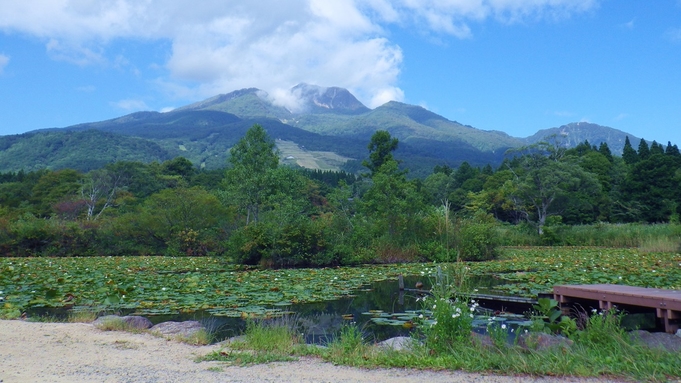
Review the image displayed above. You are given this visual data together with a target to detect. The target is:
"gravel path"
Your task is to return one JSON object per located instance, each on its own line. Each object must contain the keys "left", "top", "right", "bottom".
{"left": 0, "top": 320, "right": 626, "bottom": 383}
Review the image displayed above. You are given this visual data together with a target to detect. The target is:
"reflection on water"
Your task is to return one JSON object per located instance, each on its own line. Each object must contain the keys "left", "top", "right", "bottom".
{"left": 28, "top": 274, "right": 506, "bottom": 344}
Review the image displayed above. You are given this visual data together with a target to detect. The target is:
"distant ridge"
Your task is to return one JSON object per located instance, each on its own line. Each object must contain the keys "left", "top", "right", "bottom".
{"left": 0, "top": 84, "right": 649, "bottom": 174}
{"left": 525, "top": 122, "right": 643, "bottom": 155}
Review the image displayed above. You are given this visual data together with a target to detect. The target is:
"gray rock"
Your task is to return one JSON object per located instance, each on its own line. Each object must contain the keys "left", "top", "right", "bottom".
{"left": 376, "top": 336, "right": 416, "bottom": 351}
{"left": 630, "top": 330, "right": 681, "bottom": 352}
{"left": 92, "top": 315, "right": 121, "bottom": 327}
{"left": 150, "top": 320, "right": 205, "bottom": 338}
{"left": 470, "top": 332, "right": 495, "bottom": 348}
{"left": 676, "top": 329, "right": 681, "bottom": 339}
{"left": 121, "top": 315, "right": 153, "bottom": 329}
{"left": 518, "top": 332, "right": 573, "bottom": 351}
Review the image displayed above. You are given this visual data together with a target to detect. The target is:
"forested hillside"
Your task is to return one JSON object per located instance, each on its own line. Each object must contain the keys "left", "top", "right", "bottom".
{"left": 1, "top": 125, "right": 679, "bottom": 265}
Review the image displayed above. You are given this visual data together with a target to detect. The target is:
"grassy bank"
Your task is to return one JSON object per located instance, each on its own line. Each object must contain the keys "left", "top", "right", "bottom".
{"left": 496, "top": 222, "right": 681, "bottom": 249}
{"left": 203, "top": 310, "right": 681, "bottom": 382}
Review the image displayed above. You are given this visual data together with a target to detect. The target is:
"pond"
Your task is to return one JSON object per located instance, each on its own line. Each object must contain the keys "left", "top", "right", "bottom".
{"left": 27, "top": 274, "right": 510, "bottom": 344}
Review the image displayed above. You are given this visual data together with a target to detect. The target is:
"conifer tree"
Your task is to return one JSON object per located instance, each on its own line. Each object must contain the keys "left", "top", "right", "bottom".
{"left": 598, "top": 142, "right": 614, "bottom": 163}
{"left": 637, "top": 138, "right": 650, "bottom": 160}
{"left": 650, "top": 140, "right": 664, "bottom": 156}
{"left": 666, "top": 141, "right": 681, "bottom": 157}
{"left": 622, "top": 136, "right": 638, "bottom": 165}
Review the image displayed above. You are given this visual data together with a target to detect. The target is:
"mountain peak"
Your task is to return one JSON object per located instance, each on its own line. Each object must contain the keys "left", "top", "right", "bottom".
{"left": 290, "top": 83, "right": 369, "bottom": 115}
{"left": 525, "top": 121, "right": 641, "bottom": 155}
{"left": 175, "top": 88, "right": 263, "bottom": 112}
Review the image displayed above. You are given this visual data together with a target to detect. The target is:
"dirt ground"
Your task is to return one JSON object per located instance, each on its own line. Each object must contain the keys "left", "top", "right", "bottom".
{"left": 0, "top": 320, "right": 628, "bottom": 383}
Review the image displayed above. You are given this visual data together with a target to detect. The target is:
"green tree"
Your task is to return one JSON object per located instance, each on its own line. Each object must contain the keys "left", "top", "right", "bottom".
{"left": 508, "top": 148, "right": 601, "bottom": 235}
{"left": 360, "top": 131, "right": 425, "bottom": 242}
{"left": 123, "top": 187, "right": 229, "bottom": 255}
{"left": 622, "top": 136, "right": 638, "bottom": 165}
{"left": 637, "top": 138, "right": 650, "bottom": 160}
{"left": 30, "top": 169, "right": 82, "bottom": 217}
{"left": 623, "top": 154, "right": 681, "bottom": 222}
{"left": 222, "top": 124, "right": 279, "bottom": 224}
{"left": 423, "top": 171, "right": 452, "bottom": 205}
{"left": 162, "top": 157, "right": 195, "bottom": 179}
{"left": 598, "top": 142, "right": 613, "bottom": 163}
{"left": 650, "top": 141, "right": 664, "bottom": 156}
{"left": 80, "top": 168, "right": 127, "bottom": 221}
{"left": 362, "top": 130, "right": 399, "bottom": 176}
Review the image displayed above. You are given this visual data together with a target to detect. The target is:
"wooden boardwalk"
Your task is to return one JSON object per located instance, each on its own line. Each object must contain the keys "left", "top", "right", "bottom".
{"left": 554, "top": 284, "right": 681, "bottom": 333}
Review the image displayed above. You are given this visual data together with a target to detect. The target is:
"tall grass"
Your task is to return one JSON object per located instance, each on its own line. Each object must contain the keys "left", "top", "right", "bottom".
{"left": 195, "top": 265, "right": 681, "bottom": 381}
{"left": 201, "top": 300, "right": 681, "bottom": 381}
{"left": 497, "top": 222, "right": 681, "bottom": 249}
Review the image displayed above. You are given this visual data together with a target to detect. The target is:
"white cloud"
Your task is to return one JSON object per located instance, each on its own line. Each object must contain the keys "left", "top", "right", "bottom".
{"left": 112, "top": 99, "right": 149, "bottom": 111}
{"left": 268, "top": 88, "right": 308, "bottom": 113}
{"left": 394, "top": 0, "right": 598, "bottom": 36}
{"left": 76, "top": 85, "right": 96, "bottom": 92}
{"left": 0, "top": 0, "right": 599, "bottom": 106}
{"left": 622, "top": 19, "right": 635, "bottom": 29}
{"left": 46, "top": 38, "right": 105, "bottom": 66}
{"left": 0, "top": 54, "right": 9, "bottom": 74}
{"left": 666, "top": 27, "right": 681, "bottom": 42}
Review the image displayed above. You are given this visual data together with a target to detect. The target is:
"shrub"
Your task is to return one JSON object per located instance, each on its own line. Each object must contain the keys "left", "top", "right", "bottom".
{"left": 454, "top": 212, "right": 499, "bottom": 261}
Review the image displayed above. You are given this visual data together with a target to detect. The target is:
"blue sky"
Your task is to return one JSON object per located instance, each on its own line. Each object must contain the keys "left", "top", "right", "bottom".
{"left": 1, "top": 1, "right": 680, "bottom": 145}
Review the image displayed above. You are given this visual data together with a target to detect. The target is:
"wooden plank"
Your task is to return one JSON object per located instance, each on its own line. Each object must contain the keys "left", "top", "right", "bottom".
{"left": 553, "top": 285, "right": 681, "bottom": 311}
{"left": 554, "top": 284, "right": 681, "bottom": 333}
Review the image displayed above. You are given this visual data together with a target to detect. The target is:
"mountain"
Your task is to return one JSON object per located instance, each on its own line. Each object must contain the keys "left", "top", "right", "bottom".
{"left": 175, "top": 88, "right": 291, "bottom": 120}
{"left": 0, "top": 130, "right": 173, "bottom": 172}
{"left": 0, "top": 84, "right": 648, "bottom": 175}
{"left": 525, "top": 122, "right": 643, "bottom": 155}
{"left": 289, "top": 83, "right": 370, "bottom": 115}
{"left": 180, "top": 84, "right": 521, "bottom": 154}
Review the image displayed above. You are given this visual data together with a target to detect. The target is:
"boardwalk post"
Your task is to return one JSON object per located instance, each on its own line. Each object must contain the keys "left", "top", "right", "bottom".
{"left": 554, "top": 284, "right": 681, "bottom": 333}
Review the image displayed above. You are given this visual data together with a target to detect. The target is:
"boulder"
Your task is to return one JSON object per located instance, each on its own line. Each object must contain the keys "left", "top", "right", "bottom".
{"left": 150, "top": 320, "right": 205, "bottom": 338}
{"left": 630, "top": 330, "right": 681, "bottom": 352}
{"left": 376, "top": 336, "right": 416, "bottom": 351}
{"left": 518, "top": 332, "right": 573, "bottom": 351}
{"left": 121, "top": 315, "right": 153, "bottom": 329}
{"left": 470, "top": 332, "right": 495, "bottom": 348}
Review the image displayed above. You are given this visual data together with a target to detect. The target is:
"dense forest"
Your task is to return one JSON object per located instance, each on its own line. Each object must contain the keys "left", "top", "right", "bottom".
{"left": 0, "top": 125, "right": 679, "bottom": 266}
